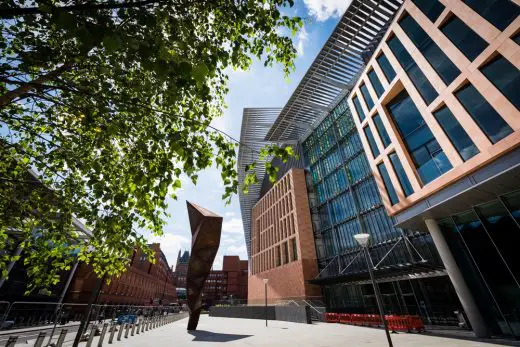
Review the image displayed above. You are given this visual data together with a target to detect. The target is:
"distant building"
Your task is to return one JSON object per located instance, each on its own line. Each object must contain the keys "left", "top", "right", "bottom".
{"left": 67, "top": 243, "right": 176, "bottom": 305}
{"left": 173, "top": 250, "right": 190, "bottom": 289}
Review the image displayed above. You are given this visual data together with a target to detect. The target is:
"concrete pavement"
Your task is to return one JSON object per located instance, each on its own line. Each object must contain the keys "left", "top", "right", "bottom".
{"left": 96, "top": 315, "right": 514, "bottom": 347}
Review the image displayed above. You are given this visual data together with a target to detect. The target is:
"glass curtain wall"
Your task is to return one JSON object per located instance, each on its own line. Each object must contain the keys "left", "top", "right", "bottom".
{"left": 302, "top": 95, "right": 448, "bottom": 314}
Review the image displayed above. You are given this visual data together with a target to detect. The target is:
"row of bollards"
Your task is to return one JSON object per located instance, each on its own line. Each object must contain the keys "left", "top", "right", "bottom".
{"left": 3, "top": 314, "right": 181, "bottom": 347}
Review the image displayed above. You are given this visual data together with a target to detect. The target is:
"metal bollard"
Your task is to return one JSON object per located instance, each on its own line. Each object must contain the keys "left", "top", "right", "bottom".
{"left": 117, "top": 323, "right": 125, "bottom": 341}
{"left": 141, "top": 318, "right": 145, "bottom": 333}
{"left": 136, "top": 319, "right": 140, "bottom": 334}
{"left": 55, "top": 329, "right": 67, "bottom": 347}
{"left": 33, "top": 331, "right": 46, "bottom": 347}
{"left": 153, "top": 317, "right": 156, "bottom": 328}
{"left": 108, "top": 324, "right": 117, "bottom": 344}
{"left": 98, "top": 323, "right": 108, "bottom": 347}
{"left": 145, "top": 318, "right": 149, "bottom": 331}
{"left": 131, "top": 322, "right": 137, "bottom": 336}
{"left": 5, "top": 336, "right": 17, "bottom": 347}
{"left": 86, "top": 325, "right": 96, "bottom": 347}
{"left": 124, "top": 322, "right": 130, "bottom": 338}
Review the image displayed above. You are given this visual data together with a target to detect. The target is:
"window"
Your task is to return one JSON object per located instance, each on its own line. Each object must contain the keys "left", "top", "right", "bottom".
{"left": 368, "top": 70, "right": 385, "bottom": 98}
{"left": 387, "top": 90, "right": 452, "bottom": 185}
{"left": 455, "top": 83, "right": 513, "bottom": 144}
{"left": 378, "top": 162, "right": 399, "bottom": 205}
{"left": 389, "top": 152, "right": 414, "bottom": 197}
{"left": 372, "top": 113, "right": 391, "bottom": 148}
{"left": 352, "top": 95, "right": 366, "bottom": 121}
{"left": 291, "top": 238, "right": 298, "bottom": 261}
{"left": 360, "top": 83, "right": 375, "bottom": 110}
{"left": 463, "top": 0, "right": 519, "bottom": 31}
{"left": 412, "top": 0, "right": 445, "bottom": 22}
{"left": 276, "top": 246, "right": 281, "bottom": 266}
{"left": 283, "top": 241, "right": 289, "bottom": 264}
{"left": 433, "top": 106, "right": 479, "bottom": 161}
{"left": 387, "top": 35, "right": 438, "bottom": 104}
{"left": 399, "top": 13, "right": 460, "bottom": 85}
{"left": 376, "top": 53, "right": 396, "bottom": 83}
{"left": 440, "top": 15, "right": 487, "bottom": 61}
{"left": 480, "top": 54, "right": 520, "bottom": 110}
{"left": 363, "top": 126, "right": 380, "bottom": 158}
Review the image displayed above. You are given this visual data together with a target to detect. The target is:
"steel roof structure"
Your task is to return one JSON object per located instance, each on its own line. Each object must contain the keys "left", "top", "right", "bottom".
{"left": 265, "top": 0, "right": 403, "bottom": 142}
{"left": 238, "top": 108, "right": 281, "bottom": 258}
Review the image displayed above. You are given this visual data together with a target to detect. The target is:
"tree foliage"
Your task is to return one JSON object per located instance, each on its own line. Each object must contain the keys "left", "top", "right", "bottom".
{"left": 0, "top": 0, "right": 300, "bottom": 292}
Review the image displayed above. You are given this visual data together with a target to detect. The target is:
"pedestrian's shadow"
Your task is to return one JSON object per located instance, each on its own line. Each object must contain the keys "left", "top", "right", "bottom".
{"left": 188, "top": 330, "right": 252, "bottom": 342}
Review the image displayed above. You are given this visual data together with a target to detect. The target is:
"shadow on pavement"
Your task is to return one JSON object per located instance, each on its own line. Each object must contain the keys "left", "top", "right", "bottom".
{"left": 188, "top": 330, "right": 253, "bottom": 342}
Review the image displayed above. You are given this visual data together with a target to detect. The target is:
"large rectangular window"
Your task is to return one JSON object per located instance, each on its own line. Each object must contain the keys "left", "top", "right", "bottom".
{"left": 387, "top": 90, "right": 452, "bottom": 185}
{"left": 372, "top": 113, "right": 391, "bottom": 148}
{"left": 360, "top": 83, "right": 375, "bottom": 110}
{"left": 399, "top": 13, "right": 460, "bottom": 85}
{"left": 412, "top": 0, "right": 445, "bottom": 22}
{"left": 440, "top": 15, "right": 487, "bottom": 61}
{"left": 463, "top": 0, "right": 519, "bottom": 31}
{"left": 378, "top": 162, "right": 399, "bottom": 205}
{"left": 433, "top": 105, "right": 479, "bottom": 161}
{"left": 352, "top": 95, "right": 366, "bottom": 121}
{"left": 480, "top": 54, "right": 520, "bottom": 110}
{"left": 389, "top": 152, "right": 414, "bottom": 197}
{"left": 363, "top": 126, "right": 380, "bottom": 158}
{"left": 291, "top": 238, "right": 298, "bottom": 261}
{"left": 376, "top": 53, "right": 396, "bottom": 83}
{"left": 387, "top": 36, "right": 438, "bottom": 104}
{"left": 455, "top": 83, "right": 513, "bottom": 144}
{"left": 368, "top": 70, "right": 385, "bottom": 98}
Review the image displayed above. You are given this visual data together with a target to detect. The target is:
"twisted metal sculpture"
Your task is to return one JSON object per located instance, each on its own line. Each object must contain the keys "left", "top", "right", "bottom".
{"left": 186, "top": 201, "right": 222, "bottom": 330}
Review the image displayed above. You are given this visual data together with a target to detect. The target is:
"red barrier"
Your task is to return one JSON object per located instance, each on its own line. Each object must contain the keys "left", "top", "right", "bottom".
{"left": 324, "top": 312, "right": 339, "bottom": 323}
{"left": 339, "top": 314, "right": 351, "bottom": 324}
{"left": 326, "top": 313, "right": 424, "bottom": 333}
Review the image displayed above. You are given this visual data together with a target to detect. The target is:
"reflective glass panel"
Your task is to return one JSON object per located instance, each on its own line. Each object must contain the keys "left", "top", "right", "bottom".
{"left": 368, "top": 70, "right": 385, "bottom": 98}
{"left": 360, "top": 83, "right": 375, "bottom": 110}
{"left": 373, "top": 113, "right": 391, "bottom": 148}
{"left": 378, "top": 162, "right": 399, "bottom": 205}
{"left": 455, "top": 83, "right": 513, "bottom": 144}
{"left": 364, "top": 126, "right": 380, "bottom": 158}
{"left": 387, "top": 36, "right": 438, "bottom": 104}
{"left": 352, "top": 95, "right": 366, "bottom": 121}
{"left": 412, "top": 0, "right": 445, "bottom": 22}
{"left": 376, "top": 53, "right": 396, "bottom": 83}
{"left": 387, "top": 90, "right": 452, "bottom": 185}
{"left": 502, "top": 190, "right": 520, "bottom": 225}
{"left": 480, "top": 54, "right": 520, "bottom": 110}
{"left": 389, "top": 152, "right": 414, "bottom": 197}
{"left": 463, "top": 0, "right": 519, "bottom": 31}
{"left": 399, "top": 13, "right": 460, "bottom": 85}
{"left": 440, "top": 15, "right": 487, "bottom": 61}
{"left": 433, "top": 105, "right": 479, "bottom": 161}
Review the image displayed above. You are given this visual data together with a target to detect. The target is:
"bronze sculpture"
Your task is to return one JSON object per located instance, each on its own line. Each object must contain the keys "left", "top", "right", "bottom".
{"left": 186, "top": 201, "right": 223, "bottom": 330}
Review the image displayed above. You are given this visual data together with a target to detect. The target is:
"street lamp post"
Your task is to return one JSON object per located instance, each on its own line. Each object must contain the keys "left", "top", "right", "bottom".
{"left": 354, "top": 233, "right": 394, "bottom": 347}
{"left": 263, "top": 278, "right": 268, "bottom": 327}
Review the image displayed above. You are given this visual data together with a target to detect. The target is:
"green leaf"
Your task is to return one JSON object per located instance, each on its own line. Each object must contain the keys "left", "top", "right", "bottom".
{"left": 192, "top": 63, "right": 209, "bottom": 83}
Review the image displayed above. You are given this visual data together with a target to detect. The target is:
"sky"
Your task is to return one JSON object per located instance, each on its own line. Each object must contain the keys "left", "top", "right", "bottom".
{"left": 148, "top": 0, "right": 352, "bottom": 270}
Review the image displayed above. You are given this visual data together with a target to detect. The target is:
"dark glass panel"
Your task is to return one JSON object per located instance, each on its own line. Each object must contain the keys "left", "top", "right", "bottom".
{"left": 352, "top": 95, "right": 366, "bottom": 121}
{"left": 399, "top": 13, "right": 460, "bottom": 85}
{"left": 389, "top": 152, "right": 414, "bottom": 197}
{"left": 463, "top": 0, "right": 519, "bottom": 31}
{"left": 433, "top": 105, "right": 479, "bottom": 161}
{"left": 513, "top": 32, "right": 520, "bottom": 45}
{"left": 440, "top": 15, "right": 488, "bottom": 61}
{"left": 480, "top": 54, "right": 520, "bottom": 110}
{"left": 360, "top": 83, "right": 375, "bottom": 110}
{"left": 364, "top": 126, "right": 380, "bottom": 158}
{"left": 502, "top": 190, "right": 520, "bottom": 225}
{"left": 368, "top": 70, "right": 385, "bottom": 98}
{"left": 376, "top": 53, "right": 396, "bottom": 82}
{"left": 378, "top": 162, "right": 399, "bottom": 205}
{"left": 387, "top": 36, "right": 438, "bottom": 104}
{"left": 411, "top": 0, "right": 445, "bottom": 22}
{"left": 455, "top": 83, "right": 513, "bottom": 144}
{"left": 373, "top": 113, "right": 391, "bottom": 148}
{"left": 387, "top": 90, "right": 452, "bottom": 184}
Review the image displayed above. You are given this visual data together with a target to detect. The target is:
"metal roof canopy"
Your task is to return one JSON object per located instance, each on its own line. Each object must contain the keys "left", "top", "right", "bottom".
{"left": 265, "top": 0, "right": 403, "bottom": 142}
{"left": 238, "top": 108, "right": 281, "bottom": 258}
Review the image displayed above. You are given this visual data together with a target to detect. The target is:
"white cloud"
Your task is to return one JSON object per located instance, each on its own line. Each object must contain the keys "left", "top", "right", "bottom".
{"left": 296, "top": 26, "right": 309, "bottom": 56}
{"left": 226, "top": 244, "right": 247, "bottom": 255}
{"left": 225, "top": 211, "right": 236, "bottom": 217}
{"left": 222, "top": 217, "right": 243, "bottom": 234}
{"left": 303, "top": 0, "right": 352, "bottom": 22}
{"left": 147, "top": 232, "right": 190, "bottom": 269}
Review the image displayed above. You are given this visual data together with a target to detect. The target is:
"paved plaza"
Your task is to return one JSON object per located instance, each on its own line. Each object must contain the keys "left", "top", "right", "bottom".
{"left": 88, "top": 315, "right": 515, "bottom": 347}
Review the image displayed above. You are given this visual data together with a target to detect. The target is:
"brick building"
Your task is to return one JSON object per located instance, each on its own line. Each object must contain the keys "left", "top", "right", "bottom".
{"left": 173, "top": 250, "right": 190, "bottom": 289}
{"left": 67, "top": 243, "right": 176, "bottom": 305}
{"left": 248, "top": 168, "right": 321, "bottom": 304}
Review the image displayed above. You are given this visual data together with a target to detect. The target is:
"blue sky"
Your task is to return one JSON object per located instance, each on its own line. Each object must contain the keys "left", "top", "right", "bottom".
{"left": 148, "top": 0, "right": 352, "bottom": 270}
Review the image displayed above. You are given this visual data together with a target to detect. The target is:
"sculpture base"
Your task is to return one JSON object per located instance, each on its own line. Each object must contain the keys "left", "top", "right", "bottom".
{"left": 187, "top": 308, "right": 202, "bottom": 331}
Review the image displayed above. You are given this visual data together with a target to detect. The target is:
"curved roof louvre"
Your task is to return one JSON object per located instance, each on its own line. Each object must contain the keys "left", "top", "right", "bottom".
{"left": 265, "top": 0, "right": 403, "bottom": 142}
{"left": 238, "top": 108, "right": 281, "bottom": 258}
